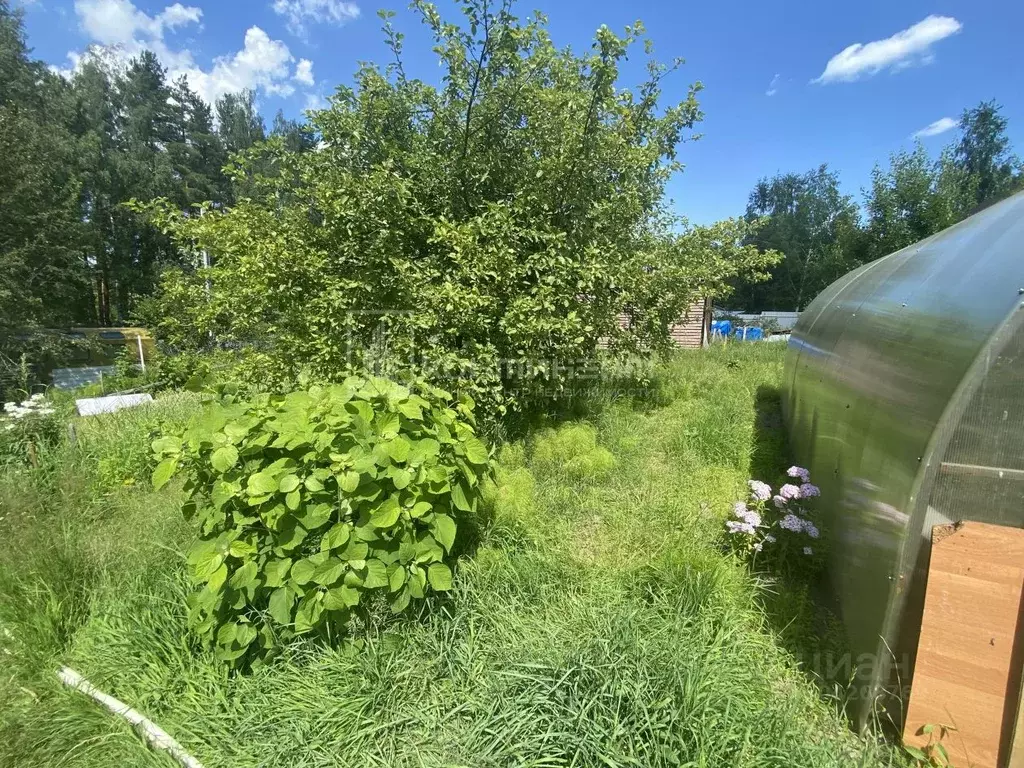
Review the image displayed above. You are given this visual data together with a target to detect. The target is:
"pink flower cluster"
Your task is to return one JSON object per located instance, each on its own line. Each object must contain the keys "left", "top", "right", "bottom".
{"left": 725, "top": 466, "right": 821, "bottom": 557}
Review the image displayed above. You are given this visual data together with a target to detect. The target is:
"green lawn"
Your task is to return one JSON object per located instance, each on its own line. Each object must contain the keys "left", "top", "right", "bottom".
{"left": 0, "top": 343, "right": 901, "bottom": 767}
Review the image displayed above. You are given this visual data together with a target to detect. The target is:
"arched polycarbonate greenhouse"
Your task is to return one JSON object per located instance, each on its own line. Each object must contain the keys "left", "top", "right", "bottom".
{"left": 782, "top": 191, "right": 1024, "bottom": 728}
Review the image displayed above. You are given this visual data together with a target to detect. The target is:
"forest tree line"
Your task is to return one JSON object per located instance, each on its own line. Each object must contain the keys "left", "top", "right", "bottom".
{"left": 733, "top": 101, "right": 1024, "bottom": 311}
{"left": 0, "top": 0, "right": 312, "bottom": 334}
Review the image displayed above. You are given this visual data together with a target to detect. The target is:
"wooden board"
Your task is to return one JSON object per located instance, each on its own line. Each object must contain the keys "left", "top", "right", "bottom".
{"left": 905, "top": 522, "right": 1024, "bottom": 768}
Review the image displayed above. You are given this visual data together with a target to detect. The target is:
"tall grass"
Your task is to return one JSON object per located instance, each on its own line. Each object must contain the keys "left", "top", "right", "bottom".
{"left": 0, "top": 345, "right": 903, "bottom": 767}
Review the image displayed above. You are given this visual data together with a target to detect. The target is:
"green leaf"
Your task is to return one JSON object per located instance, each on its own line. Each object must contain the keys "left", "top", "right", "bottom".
{"left": 321, "top": 523, "right": 351, "bottom": 551}
{"left": 192, "top": 550, "right": 224, "bottom": 582}
{"left": 229, "top": 560, "right": 258, "bottom": 590}
{"left": 408, "top": 566, "right": 426, "bottom": 598}
{"left": 389, "top": 587, "right": 411, "bottom": 613}
{"left": 410, "top": 501, "right": 432, "bottom": 519}
{"left": 211, "top": 445, "right": 239, "bottom": 473}
{"left": 211, "top": 480, "right": 238, "bottom": 509}
{"left": 363, "top": 559, "right": 388, "bottom": 589}
{"left": 463, "top": 436, "right": 489, "bottom": 465}
{"left": 387, "top": 564, "right": 406, "bottom": 592}
{"left": 151, "top": 436, "right": 180, "bottom": 456}
{"left": 397, "top": 401, "right": 422, "bottom": 420}
{"left": 408, "top": 438, "right": 440, "bottom": 465}
{"left": 285, "top": 489, "right": 301, "bottom": 510}
{"left": 905, "top": 747, "right": 927, "bottom": 761}
{"left": 247, "top": 471, "right": 279, "bottom": 496}
{"left": 387, "top": 436, "right": 411, "bottom": 462}
{"left": 325, "top": 585, "right": 360, "bottom": 610}
{"left": 228, "top": 539, "right": 256, "bottom": 559}
{"left": 236, "top": 623, "right": 257, "bottom": 647}
{"left": 304, "top": 475, "right": 324, "bottom": 492}
{"left": 294, "top": 593, "right": 325, "bottom": 634}
{"left": 338, "top": 471, "right": 360, "bottom": 494}
{"left": 340, "top": 539, "right": 368, "bottom": 561}
{"left": 264, "top": 559, "right": 291, "bottom": 587}
{"left": 216, "top": 621, "right": 237, "bottom": 647}
{"left": 428, "top": 561, "right": 452, "bottom": 593}
{"left": 291, "top": 557, "right": 318, "bottom": 585}
{"left": 432, "top": 514, "right": 457, "bottom": 552}
{"left": 297, "top": 502, "right": 332, "bottom": 530}
{"left": 370, "top": 497, "right": 401, "bottom": 528}
{"left": 207, "top": 563, "right": 228, "bottom": 593}
{"left": 389, "top": 467, "right": 413, "bottom": 490}
{"left": 313, "top": 557, "right": 345, "bottom": 585}
{"left": 278, "top": 474, "right": 301, "bottom": 493}
{"left": 451, "top": 480, "right": 472, "bottom": 512}
{"left": 376, "top": 411, "right": 400, "bottom": 438}
{"left": 152, "top": 458, "right": 177, "bottom": 490}
{"left": 272, "top": 518, "right": 307, "bottom": 552}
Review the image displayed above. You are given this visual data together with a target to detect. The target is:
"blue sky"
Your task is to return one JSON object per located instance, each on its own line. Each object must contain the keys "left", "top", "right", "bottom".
{"left": 18, "top": 0, "right": 1024, "bottom": 224}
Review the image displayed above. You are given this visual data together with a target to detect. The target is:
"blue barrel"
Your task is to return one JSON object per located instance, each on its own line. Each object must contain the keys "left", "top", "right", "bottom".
{"left": 710, "top": 320, "right": 732, "bottom": 339}
{"left": 733, "top": 326, "right": 764, "bottom": 341}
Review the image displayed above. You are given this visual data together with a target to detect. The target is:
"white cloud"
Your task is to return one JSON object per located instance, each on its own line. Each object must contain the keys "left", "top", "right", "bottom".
{"left": 179, "top": 27, "right": 296, "bottom": 101}
{"left": 59, "top": 0, "right": 313, "bottom": 107}
{"left": 813, "top": 15, "right": 962, "bottom": 84}
{"left": 75, "top": 0, "right": 201, "bottom": 48}
{"left": 912, "top": 116, "right": 957, "bottom": 139}
{"left": 158, "top": 2, "right": 202, "bottom": 30}
{"left": 765, "top": 73, "right": 780, "bottom": 97}
{"left": 272, "top": 0, "right": 359, "bottom": 37}
{"left": 294, "top": 58, "right": 314, "bottom": 86}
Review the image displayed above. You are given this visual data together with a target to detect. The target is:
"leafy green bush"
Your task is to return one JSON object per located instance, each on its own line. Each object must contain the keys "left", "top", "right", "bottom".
{"left": 152, "top": 376, "right": 492, "bottom": 667}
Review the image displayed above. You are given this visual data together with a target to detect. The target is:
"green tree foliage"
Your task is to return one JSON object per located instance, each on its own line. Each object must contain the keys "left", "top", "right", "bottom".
{"left": 153, "top": 376, "right": 491, "bottom": 667}
{"left": 737, "top": 101, "right": 1024, "bottom": 312}
{"left": 954, "top": 100, "right": 1022, "bottom": 209}
{"left": 732, "top": 166, "right": 862, "bottom": 311}
{"left": 863, "top": 144, "right": 974, "bottom": 261}
{"left": 1, "top": 2, "right": 268, "bottom": 337}
{"left": 144, "top": 2, "right": 778, "bottom": 413}
{"left": 0, "top": 1, "right": 88, "bottom": 329}
{"left": 215, "top": 89, "right": 266, "bottom": 155}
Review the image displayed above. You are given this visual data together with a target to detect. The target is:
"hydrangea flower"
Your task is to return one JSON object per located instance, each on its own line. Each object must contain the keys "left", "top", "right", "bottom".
{"left": 787, "top": 466, "right": 811, "bottom": 482}
{"left": 772, "top": 495, "right": 787, "bottom": 509}
{"left": 726, "top": 520, "right": 756, "bottom": 536}
{"left": 779, "top": 514, "right": 805, "bottom": 532}
{"left": 741, "top": 509, "right": 761, "bottom": 527}
{"left": 748, "top": 480, "right": 772, "bottom": 501}
{"left": 799, "top": 483, "right": 820, "bottom": 498}
{"left": 803, "top": 546, "right": 814, "bottom": 556}
{"left": 803, "top": 521, "right": 820, "bottom": 539}
{"left": 779, "top": 483, "right": 802, "bottom": 500}
{"left": 764, "top": 534, "right": 776, "bottom": 544}
{"left": 733, "top": 501, "right": 749, "bottom": 517}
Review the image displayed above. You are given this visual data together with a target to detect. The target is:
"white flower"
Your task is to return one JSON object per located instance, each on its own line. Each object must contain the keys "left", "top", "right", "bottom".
{"left": 29, "top": 393, "right": 44, "bottom": 402}
{"left": 803, "top": 546, "right": 814, "bottom": 556}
